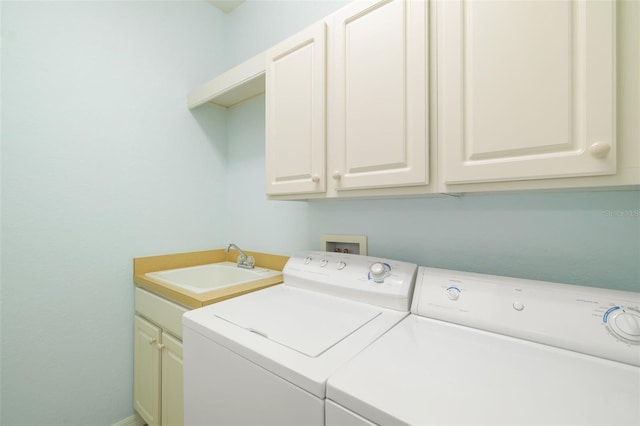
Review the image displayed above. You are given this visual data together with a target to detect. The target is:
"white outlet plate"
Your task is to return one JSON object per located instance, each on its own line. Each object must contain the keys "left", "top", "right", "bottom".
{"left": 321, "top": 234, "right": 367, "bottom": 255}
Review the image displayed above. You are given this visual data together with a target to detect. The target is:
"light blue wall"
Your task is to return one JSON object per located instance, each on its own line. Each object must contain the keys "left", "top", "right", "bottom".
{"left": 226, "top": 98, "right": 311, "bottom": 252}
{"left": 226, "top": 98, "right": 640, "bottom": 292}
{"left": 226, "top": 0, "right": 349, "bottom": 65}
{"left": 225, "top": 1, "right": 640, "bottom": 292}
{"left": 1, "top": 1, "right": 229, "bottom": 424}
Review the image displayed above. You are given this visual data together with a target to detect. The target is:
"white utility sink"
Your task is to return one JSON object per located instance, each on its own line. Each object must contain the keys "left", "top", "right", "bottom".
{"left": 145, "top": 262, "right": 281, "bottom": 294}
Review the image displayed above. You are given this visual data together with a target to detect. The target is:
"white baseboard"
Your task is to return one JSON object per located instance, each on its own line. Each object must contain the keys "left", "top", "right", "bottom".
{"left": 112, "top": 412, "right": 146, "bottom": 426}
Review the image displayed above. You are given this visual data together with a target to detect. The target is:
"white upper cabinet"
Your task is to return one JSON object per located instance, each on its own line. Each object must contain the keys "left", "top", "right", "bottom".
{"left": 193, "top": 0, "right": 634, "bottom": 198}
{"left": 330, "top": 0, "right": 429, "bottom": 191}
{"left": 265, "top": 22, "right": 326, "bottom": 195}
{"left": 265, "top": 0, "right": 429, "bottom": 198}
{"left": 438, "top": 0, "right": 616, "bottom": 185}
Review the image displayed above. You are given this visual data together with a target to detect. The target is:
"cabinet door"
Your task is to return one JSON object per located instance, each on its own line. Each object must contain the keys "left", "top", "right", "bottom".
{"left": 330, "top": 0, "right": 428, "bottom": 190}
{"left": 134, "top": 315, "right": 161, "bottom": 426}
{"left": 161, "top": 332, "right": 184, "bottom": 426}
{"left": 439, "top": 0, "right": 615, "bottom": 184}
{"left": 265, "top": 22, "right": 326, "bottom": 195}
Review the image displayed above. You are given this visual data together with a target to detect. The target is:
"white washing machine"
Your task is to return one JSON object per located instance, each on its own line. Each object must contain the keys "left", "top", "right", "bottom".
{"left": 326, "top": 267, "right": 640, "bottom": 426}
{"left": 182, "top": 251, "right": 417, "bottom": 426}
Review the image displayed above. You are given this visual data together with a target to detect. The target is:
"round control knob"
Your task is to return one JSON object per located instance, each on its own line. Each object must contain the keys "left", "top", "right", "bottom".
{"left": 446, "top": 287, "right": 461, "bottom": 301}
{"left": 512, "top": 301, "right": 525, "bottom": 311}
{"left": 589, "top": 142, "right": 611, "bottom": 159}
{"left": 369, "top": 262, "right": 390, "bottom": 283}
{"left": 332, "top": 171, "right": 342, "bottom": 180}
{"left": 304, "top": 256, "right": 312, "bottom": 265}
{"left": 311, "top": 175, "right": 320, "bottom": 183}
{"left": 320, "top": 259, "right": 328, "bottom": 267}
{"left": 606, "top": 308, "right": 640, "bottom": 344}
{"left": 337, "top": 261, "right": 347, "bottom": 270}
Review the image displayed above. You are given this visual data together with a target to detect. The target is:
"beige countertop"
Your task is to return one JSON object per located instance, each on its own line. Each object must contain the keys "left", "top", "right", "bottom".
{"left": 133, "top": 249, "right": 288, "bottom": 309}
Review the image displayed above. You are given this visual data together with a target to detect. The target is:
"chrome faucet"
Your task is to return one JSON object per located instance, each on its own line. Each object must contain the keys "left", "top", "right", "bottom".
{"left": 225, "top": 243, "right": 255, "bottom": 269}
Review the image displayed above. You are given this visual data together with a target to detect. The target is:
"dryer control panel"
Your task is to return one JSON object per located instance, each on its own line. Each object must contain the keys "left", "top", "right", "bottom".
{"left": 412, "top": 267, "right": 640, "bottom": 367}
{"left": 283, "top": 251, "right": 417, "bottom": 312}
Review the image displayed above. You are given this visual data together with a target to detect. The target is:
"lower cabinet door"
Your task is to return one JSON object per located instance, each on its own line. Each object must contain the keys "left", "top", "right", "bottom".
{"left": 134, "top": 315, "right": 161, "bottom": 426}
{"left": 161, "top": 332, "right": 184, "bottom": 426}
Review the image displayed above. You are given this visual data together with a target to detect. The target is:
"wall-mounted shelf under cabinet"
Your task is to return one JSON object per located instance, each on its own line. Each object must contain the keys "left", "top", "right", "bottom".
{"left": 187, "top": 52, "right": 265, "bottom": 109}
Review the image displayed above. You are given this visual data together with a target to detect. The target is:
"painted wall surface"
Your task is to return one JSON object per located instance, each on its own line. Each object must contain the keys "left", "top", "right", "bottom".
{"left": 225, "top": 0, "right": 640, "bottom": 292}
{"left": 225, "top": 0, "right": 349, "bottom": 66}
{"left": 1, "top": 1, "right": 229, "bottom": 424}
{"left": 227, "top": 99, "right": 640, "bottom": 291}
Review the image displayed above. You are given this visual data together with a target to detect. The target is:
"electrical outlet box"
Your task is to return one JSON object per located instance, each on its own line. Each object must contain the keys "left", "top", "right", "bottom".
{"left": 321, "top": 234, "right": 367, "bottom": 255}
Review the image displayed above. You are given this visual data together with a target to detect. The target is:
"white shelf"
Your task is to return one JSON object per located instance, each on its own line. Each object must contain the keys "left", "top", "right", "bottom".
{"left": 187, "top": 52, "right": 266, "bottom": 109}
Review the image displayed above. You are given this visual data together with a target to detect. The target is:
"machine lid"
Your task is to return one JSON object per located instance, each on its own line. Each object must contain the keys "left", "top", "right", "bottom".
{"left": 213, "top": 286, "right": 382, "bottom": 357}
{"left": 326, "top": 315, "right": 640, "bottom": 426}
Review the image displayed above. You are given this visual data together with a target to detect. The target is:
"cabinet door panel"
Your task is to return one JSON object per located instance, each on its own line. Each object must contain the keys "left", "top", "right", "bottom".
{"left": 266, "top": 22, "right": 326, "bottom": 195}
{"left": 134, "top": 315, "right": 161, "bottom": 426}
{"left": 440, "top": 0, "right": 615, "bottom": 184}
{"left": 331, "top": 0, "right": 428, "bottom": 190}
{"left": 162, "top": 332, "right": 184, "bottom": 426}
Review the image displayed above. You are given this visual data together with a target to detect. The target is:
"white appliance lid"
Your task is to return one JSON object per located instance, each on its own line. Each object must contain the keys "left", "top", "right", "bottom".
{"left": 212, "top": 286, "right": 382, "bottom": 357}
{"left": 327, "top": 315, "right": 640, "bottom": 426}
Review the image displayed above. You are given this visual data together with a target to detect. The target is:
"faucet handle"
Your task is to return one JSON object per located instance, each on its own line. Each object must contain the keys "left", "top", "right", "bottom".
{"left": 236, "top": 254, "right": 255, "bottom": 269}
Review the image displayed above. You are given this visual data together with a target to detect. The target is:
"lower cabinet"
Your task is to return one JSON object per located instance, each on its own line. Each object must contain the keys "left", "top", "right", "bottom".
{"left": 161, "top": 332, "right": 184, "bottom": 426}
{"left": 134, "top": 315, "right": 162, "bottom": 426}
{"left": 134, "top": 288, "right": 188, "bottom": 426}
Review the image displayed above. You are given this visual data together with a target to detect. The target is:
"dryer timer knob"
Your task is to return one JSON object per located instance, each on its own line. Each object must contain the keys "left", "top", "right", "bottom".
{"left": 605, "top": 307, "right": 640, "bottom": 344}
{"left": 446, "top": 286, "right": 461, "bottom": 301}
{"left": 369, "top": 262, "right": 390, "bottom": 283}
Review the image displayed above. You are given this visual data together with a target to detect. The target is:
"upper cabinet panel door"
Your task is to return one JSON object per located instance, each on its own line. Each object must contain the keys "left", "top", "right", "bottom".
{"left": 439, "top": 0, "right": 616, "bottom": 184}
{"left": 330, "top": 0, "right": 428, "bottom": 190}
{"left": 265, "top": 22, "right": 326, "bottom": 195}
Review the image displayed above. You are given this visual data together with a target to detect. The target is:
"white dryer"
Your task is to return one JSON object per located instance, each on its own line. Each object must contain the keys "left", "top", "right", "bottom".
{"left": 182, "top": 251, "right": 417, "bottom": 426}
{"left": 326, "top": 267, "right": 640, "bottom": 426}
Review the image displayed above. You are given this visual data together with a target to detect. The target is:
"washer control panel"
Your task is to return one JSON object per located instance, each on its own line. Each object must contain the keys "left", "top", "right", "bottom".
{"left": 283, "top": 251, "right": 417, "bottom": 311}
{"left": 412, "top": 267, "right": 640, "bottom": 367}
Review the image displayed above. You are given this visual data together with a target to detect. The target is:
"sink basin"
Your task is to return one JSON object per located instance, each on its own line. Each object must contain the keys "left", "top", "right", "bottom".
{"left": 145, "top": 262, "right": 282, "bottom": 294}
